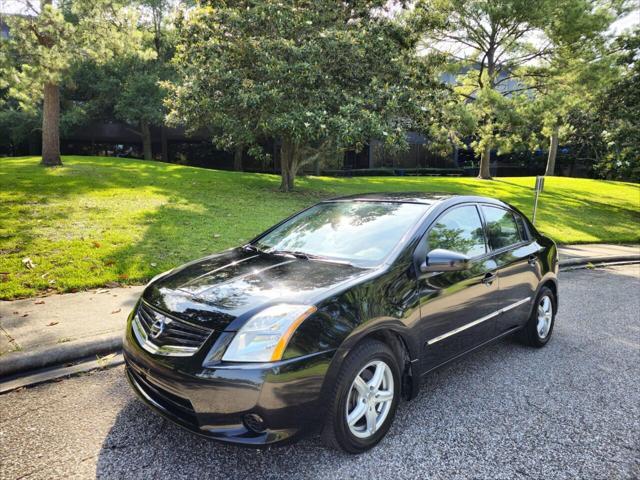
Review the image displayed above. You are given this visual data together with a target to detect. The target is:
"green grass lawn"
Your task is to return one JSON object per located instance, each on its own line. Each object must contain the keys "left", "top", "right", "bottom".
{"left": 1, "top": 155, "right": 639, "bottom": 299}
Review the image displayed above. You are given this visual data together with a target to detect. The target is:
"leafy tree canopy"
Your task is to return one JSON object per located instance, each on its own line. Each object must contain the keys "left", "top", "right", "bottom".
{"left": 416, "top": 0, "right": 619, "bottom": 178}
{"left": 0, "top": 0, "right": 153, "bottom": 165}
{"left": 589, "top": 28, "right": 639, "bottom": 180}
{"left": 3, "top": 0, "right": 151, "bottom": 111}
{"left": 166, "top": 0, "right": 448, "bottom": 190}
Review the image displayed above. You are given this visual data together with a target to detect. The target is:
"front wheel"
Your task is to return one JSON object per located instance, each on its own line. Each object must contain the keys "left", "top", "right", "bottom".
{"left": 518, "top": 286, "right": 557, "bottom": 347}
{"left": 322, "top": 339, "right": 400, "bottom": 453}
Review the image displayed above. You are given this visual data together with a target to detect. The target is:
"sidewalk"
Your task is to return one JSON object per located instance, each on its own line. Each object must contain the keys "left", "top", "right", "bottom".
{"left": 1, "top": 244, "right": 638, "bottom": 378}
{"left": 557, "top": 243, "right": 640, "bottom": 266}
{"left": 0, "top": 286, "right": 143, "bottom": 376}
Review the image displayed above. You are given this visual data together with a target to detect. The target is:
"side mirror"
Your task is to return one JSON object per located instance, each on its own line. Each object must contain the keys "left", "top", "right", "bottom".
{"left": 420, "top": 248, "right": 470, "bottom": 273}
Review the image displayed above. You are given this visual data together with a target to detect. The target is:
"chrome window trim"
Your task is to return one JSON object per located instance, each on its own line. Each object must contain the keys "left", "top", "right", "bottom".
{"left": 427, "top": 297, "right": 532, "bottom": 346}
{"left": 132, "top": 314, "right": 199, "bottom": 357}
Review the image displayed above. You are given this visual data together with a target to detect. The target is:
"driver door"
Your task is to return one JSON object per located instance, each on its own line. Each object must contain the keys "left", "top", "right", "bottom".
{"left": 416, "top": 204, "right": 499, "bottom": 372}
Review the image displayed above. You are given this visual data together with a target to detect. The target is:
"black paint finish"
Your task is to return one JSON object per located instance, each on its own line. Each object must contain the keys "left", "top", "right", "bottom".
{"left": 123, "top": 193, "right": 558, "bottom": 446}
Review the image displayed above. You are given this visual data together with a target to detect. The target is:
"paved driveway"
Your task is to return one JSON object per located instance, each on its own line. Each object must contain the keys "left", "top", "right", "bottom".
{"left": 1, "top": 264, "right": 638, "bottom": 479}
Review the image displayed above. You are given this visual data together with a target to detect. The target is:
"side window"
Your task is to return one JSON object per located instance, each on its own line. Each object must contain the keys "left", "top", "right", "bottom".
{"left": 428, "top": 206, "right": 487, "bottom": 258}
{"left": 481, "top": 206, "right": 521, "bottom": 250}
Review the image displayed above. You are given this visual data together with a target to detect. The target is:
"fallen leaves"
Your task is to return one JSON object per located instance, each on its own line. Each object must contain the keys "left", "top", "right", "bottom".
{"left": 97, "top": 352, "right": 117, "bottom": 368}
{"left": 47, "top": 321, "right": 59, "bottom": 326}
{"left": 111, "top": 308, "right": 122, "bottom": 314}
{"left": 35, "top": 300, "right": 45, "bottom": 305}
{"left": 104, "top": 282, "right": 120, "bottom": 288}
{"left": 22, "top": 257, "right": 36, "bottom": 269}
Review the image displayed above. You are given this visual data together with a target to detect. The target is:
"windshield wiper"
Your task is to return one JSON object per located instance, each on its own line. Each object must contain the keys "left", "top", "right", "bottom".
{"left": 245, "top": 245, "right": 357, "bottom": 267}
{"left": 268, "top": 249, "right": 355, "bottom": 266}
{"left": 267, "top": 249, "right": 311, "bottom": 259}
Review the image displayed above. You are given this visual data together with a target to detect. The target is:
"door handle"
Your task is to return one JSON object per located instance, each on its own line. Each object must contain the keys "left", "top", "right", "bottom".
{"left": 482, "top": 272, "right": 497, "bottom": 285}
{"left": 528, "top": 255, "right": 537, "bottom": 267}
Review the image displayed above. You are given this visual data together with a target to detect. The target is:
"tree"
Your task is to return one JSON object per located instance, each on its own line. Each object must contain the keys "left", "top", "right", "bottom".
{"left": 530, "top": 53, "right": 614, "bottom": 176}
{"left": 0, "top": 31, "right": 41, "bottom": 155}
{"left": 132, "top": 0, "right": 180, "bottom": 161}
{"left": 0, "top": 0, "right": 148, "bottom": 166}
{"left": 166, "top": 0, "right": 446, "bottom": 191}
{"left": 72, "top": 57, "right": 169, "bottom": 160}
{"left": 590, "top": 28, "right": 640, "bottom": 180}
{"left": 417, "top": 0, "right": 616, "bottom": 179}
{"left": 0, "top": 105, "right": 41, "bottom": 155}
{"left": 60, "top": 0, "right": 179, "bottom": 161}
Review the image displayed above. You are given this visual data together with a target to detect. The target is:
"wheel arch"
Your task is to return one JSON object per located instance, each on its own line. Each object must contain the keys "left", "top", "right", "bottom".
{"left": 319, "top": 321, "right": 421, "bottom": 407}
{"left": 537, "top": 275, "right": 559, "bottom": 309}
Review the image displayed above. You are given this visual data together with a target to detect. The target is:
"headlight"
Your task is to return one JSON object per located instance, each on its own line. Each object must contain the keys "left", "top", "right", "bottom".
{"left": 222, "top": 304, "right": 316, "bottom": 362}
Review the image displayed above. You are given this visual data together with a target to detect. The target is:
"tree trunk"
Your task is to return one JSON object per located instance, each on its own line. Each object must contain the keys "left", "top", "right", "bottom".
{"left": 279, "top": 139, "right": 298, "bottom": 192}
{"left": 41, "top": 82, "right": 62, "bottom": 166}
{"left": 141, "top": 121, "right": 152, "bottom": 160}
{"left": 160, "top": 126, "right": 168, "bottom": 162}
{"left": 478, "top": 144, "right": 492, "bottom": 179}
{"left": 545, "top": 127, "right": 559, "bottom": 176}
{"left": 233, "top": 146, "right": 243, "bottom": 171}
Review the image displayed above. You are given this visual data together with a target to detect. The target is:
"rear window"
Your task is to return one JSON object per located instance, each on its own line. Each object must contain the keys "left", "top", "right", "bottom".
{"left": 481, "top": 206, "right": 522, "bottom": 250}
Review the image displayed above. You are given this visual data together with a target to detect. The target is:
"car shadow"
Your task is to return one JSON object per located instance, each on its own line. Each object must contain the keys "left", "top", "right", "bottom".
{"left": 94, "top": 335, "right": 532, "bottom": 479}
{"left": 95, "top": 395, "right": 335, "bottom": 478}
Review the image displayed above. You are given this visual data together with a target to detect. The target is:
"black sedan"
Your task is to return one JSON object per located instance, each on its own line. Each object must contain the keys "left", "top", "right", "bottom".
{"left": 123, "top": 193, "right": 558, "bottom": 453}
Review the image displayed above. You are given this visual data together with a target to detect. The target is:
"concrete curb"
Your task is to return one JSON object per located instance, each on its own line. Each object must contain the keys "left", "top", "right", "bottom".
{"left": 0, "top": 332, "right": 122, "bottom": 378}
{"left": 558, "top": 254, "right": 640, "bottom": 268}
{"left": 0, "top": 353, "right": 124, "bottom": 394}
{"left": 2, "top": 254, "right": 639, "bottom": 380}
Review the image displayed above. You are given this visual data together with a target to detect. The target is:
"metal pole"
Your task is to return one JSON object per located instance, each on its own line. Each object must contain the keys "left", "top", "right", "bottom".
{"left": 532, "top": 188, "right": 540, "bottom": 225}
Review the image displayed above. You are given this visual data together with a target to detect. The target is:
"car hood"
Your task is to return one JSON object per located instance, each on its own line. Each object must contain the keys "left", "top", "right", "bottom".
{"left": 142, "top": 248, "right": 370, "bottom": 331}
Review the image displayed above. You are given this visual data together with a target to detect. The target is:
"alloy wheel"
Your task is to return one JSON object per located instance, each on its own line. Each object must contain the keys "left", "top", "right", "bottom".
{"left": 537, "top": 295, "right": 553, "bottom": 339}
{"left": 345, "top": 360, "right": 394, "bottom": 439}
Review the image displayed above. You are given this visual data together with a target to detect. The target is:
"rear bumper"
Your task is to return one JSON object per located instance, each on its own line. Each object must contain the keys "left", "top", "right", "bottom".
{"left": 123, "top": 325, "right": 334, "bottom": 446}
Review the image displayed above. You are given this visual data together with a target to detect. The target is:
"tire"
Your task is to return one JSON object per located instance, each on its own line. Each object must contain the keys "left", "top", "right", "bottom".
{"left": 321, "top": 339, "right": 401, "bottom": 453}
{"left": 517, "top": 286, "right": 557, "bottom": 348}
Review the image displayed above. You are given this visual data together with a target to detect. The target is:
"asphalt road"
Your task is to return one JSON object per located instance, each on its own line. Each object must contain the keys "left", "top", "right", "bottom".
{"left": 1, "top": 264, "right": 639, "bottom": 480}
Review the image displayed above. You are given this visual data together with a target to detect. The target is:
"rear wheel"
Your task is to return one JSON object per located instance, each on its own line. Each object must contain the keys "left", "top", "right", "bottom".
{"left": 518, "top": 286, "right": 556, "bottom": 347}
{"left": 322, "top": 339, "right": 400, "bottom": 453}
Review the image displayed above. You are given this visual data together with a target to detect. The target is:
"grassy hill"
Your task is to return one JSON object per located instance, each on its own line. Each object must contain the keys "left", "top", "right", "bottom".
{"left": 1, "top": 155, "right": 638, "bottom": 299}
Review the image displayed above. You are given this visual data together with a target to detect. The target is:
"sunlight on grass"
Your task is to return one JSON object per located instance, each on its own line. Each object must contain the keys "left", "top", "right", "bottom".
{"left": 0, "top": 155, "right": 638, "bottom": 299}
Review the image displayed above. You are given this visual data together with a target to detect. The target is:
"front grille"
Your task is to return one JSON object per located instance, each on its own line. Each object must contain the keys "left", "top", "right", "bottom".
{"left": 133, "top": 302, "right": 214, "bottom": 357}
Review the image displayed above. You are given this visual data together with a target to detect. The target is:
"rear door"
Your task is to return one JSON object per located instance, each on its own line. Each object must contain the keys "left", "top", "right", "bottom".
{"left": 416, "top": 204, "right": 499, "bottom": 372}
{"left": 479, "top": 205, "right": 540, "bottom": 334}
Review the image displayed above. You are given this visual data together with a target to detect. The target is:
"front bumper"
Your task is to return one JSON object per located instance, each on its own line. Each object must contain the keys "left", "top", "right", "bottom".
{"left": 123, "top": 323, "right": 334, "bottom": 446}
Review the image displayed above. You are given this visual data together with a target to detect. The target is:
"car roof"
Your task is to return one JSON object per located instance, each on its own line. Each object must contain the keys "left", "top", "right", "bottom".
{"left": 324, "top": 192, "right": 507, "bottom": 208}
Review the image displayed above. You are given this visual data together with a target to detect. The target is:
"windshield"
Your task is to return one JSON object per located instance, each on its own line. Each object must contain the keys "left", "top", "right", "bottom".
{"left": 254, "top": 201, "right": 429, "bottom": 267}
